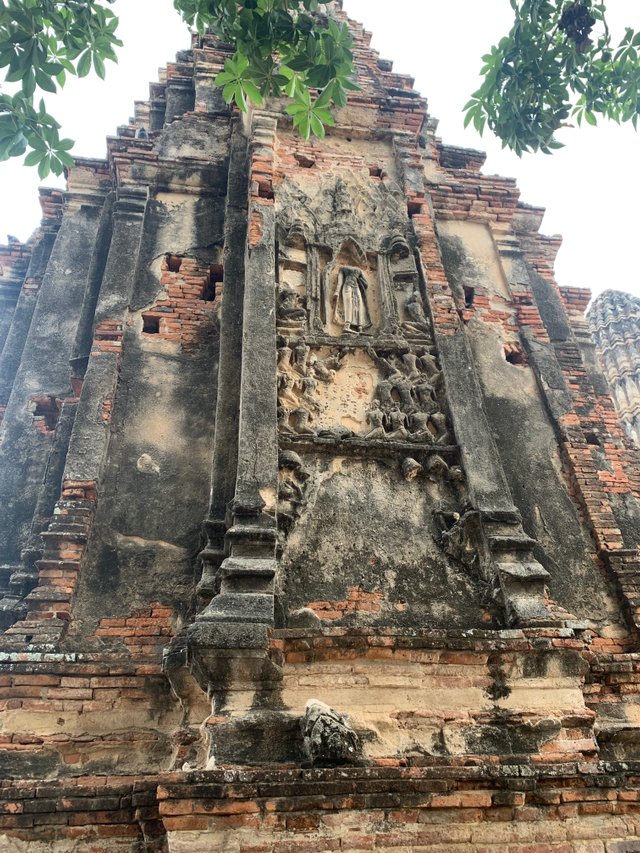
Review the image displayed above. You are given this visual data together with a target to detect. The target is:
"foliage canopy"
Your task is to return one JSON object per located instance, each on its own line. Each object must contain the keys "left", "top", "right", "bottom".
{"left": 465, "top": 0, "right": 640, "bottom": 155}
{"left": 0, "top": 0, "right": 638, "bottom": 177}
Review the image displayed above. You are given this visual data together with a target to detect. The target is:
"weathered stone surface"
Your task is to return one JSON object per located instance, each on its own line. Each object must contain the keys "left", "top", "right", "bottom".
{"left": 301, "top": 699, "right": 361, "bottom": 766}
{"left": 1, "top": 3, "right": 640, "bottom": 850}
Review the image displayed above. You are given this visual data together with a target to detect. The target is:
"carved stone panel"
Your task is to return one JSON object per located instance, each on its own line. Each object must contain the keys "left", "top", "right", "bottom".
{"left": 275, "top": 174, "right": 423, "bottom": 343}
{"left": 277, "top": 339, "right": 450, "bottom": 446}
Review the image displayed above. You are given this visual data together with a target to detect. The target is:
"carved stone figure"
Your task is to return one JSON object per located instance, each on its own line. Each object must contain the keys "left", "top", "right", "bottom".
{"left": 279, "top": 476, "right": 304, "bottom": 503}
{"left": 365, "top": 400, "right": 386, "bottom": 440}
{"left": 409, "top": 410, "right": 435, "bottom": 443}
{"left": 394, "top": 376, "right": 415, "bottom": 412}
{"left": 301, "top": 699, "right": 361, "bottom": 766}
{"left": 387, "top": 406, "right": 409, "bottom": 439}
{"left": 277, "top": 372, "right": 299, "bottom": 407}
{"left": 277, "top": 286, "right": 307, "bottom": 322}
{"left": 430, "top": 412, "right": 450, "bottom": 445}
{"left": 300, "top": 376, "right": 321, "bottom": 411}
{"left": 426, "top": 454, "right": 450, "bottom": 481}
{"left": 438, "top": 510, "right": 478, "bottom": 568}
{"left": 278, "top": 450, "right": 310, "bottom": 535}
{"left": 376, "top": 378, "right": 394, "bottom": 409}
{"left": 277, "top": 340, "right": 293, "bottom": 370}
{"left": 414, "top": 380, "right": 437, "bottom": 411}
{"left": 332, "top": 179, "right": 353, "bottom": 219}
{"left": 368, "top": 348, "right": 402, "bottom": 382}
{"left": 333, "top": 266, "right": 372, "bottom": 334}
{"left": 310, "top": 357, "right": 336, "bottom": 384}
{"left": 447, "top": 465, "right": 467, "bottom": 501}
{"left": 417, "top": 349, "right": 442, "bottom": 387}
{"left": 380, "top": 352, "right": 403, "bottom": 382}
{"left": 403, "top": 289, "right": 431, "bottom": 334}
{"left": 317, "top": 425, "right": 354, "bottom": 440}
{"left": 402, "top": 457, "right": 423, "bottom": 481}
{"left": 402, "top": 352, "right": 421, "bottom": 380}
{"left": 278, "top": 405, "right": 295, "bottom": 434}
{"left": 417, "top": 349, "right": 439, "bottom": 378}
{"left": 291, "top": 407, "right": 314, "bottom": 435}
{"left": 293, "top": 339, "right": 310, "bottom": 374}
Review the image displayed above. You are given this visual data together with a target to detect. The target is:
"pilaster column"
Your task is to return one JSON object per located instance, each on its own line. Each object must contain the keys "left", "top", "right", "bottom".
{"left": 197, "top": 123, "right": 248, "bottom": 598}
{"left": 393, "top": 134, "right": 553, "bottom": 626}
{"left": 0, "top": 181, "right": 108, "bottom": 636}
{"left": 0, "top": 186, "right": 149, "bottom": 647}
{"left": 187, "top": 113, "right": 280, "bottom": 692}
{"left": 186, "top": 113, "right": 279, "bottom": 708}
{"left": 64, "top": 185, "right": 148, "bottom": 486}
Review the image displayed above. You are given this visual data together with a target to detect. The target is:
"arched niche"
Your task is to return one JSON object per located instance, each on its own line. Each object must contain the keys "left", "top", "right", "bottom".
{"left": 381, "top": 234, "right": 421, "bottom": 331}
{"left": 320, "top": 238, "right": 381, "bottom": 337}
{"left": 275, "top": 221, "right": 310, "bottom": 333}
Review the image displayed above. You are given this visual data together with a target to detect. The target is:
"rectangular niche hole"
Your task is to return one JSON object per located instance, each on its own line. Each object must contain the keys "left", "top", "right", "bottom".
{"left": 166, "top": 254, "right": 183, "bottom": 273}
{"left": 407, "top": 201, "right": 423, "bottom": 218}
{"left": 369, "top": 166, "right": 383, "bottom": 178}
{"left": 202, "top": 264, "right": 223, "bottom": 301}
{"left": 585, "top": 431, "right": 601, "bottom": 447}
{"left": 504, "top": 344, "right": 526, "bottom": 366}
{"left": 31, "top": 395, "right": 60, "bottom": 432}
{"left": 258, "top": 183, "right": 275, "bottom": 200}
{"left": 294, "top": 152, "right": 316, "bottom": 168}
{"left": 142, "top": 314, "right": 160, "bottom": 334}
{"left": 463, "top": 286, "right": 475, "bottom": 308}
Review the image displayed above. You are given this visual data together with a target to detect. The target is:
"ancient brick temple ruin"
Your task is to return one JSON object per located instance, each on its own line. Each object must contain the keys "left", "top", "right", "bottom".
{"left": 2, "top": 4, "right": 640, "bottom": 851}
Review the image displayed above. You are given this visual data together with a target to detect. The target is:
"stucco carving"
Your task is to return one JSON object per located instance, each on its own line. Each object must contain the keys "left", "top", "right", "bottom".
{"left": 275, "top": 175, "right": 429, "bottom": 342}
{"left": 301, "top": 699, "right": 361, "bottom": 766}
{"left": 277, "top": 339, "right": 451, "bottom": 446}
{"left": 278, "top": 450, "right": 310, "bottom": 536}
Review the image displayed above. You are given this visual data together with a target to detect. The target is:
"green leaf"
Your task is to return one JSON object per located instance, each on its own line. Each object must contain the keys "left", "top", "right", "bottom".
{"left": 93, "top": 53, "right": 105, "bottom": 79}
{"left": 22, "top": 70, "right": 36, "bottom": 98}
{"left": 55, "top": 150, "right": 75, "bottom": 169}
{"left": 37, "top": 153, "right": 51, "bottom": 178}
{"left": 313, "top": 107, "right": 334, "bottom": 125}
{"left": 77, "top": 50, "right": 92, "bottom": 78}
{"left": 309, "top": 112, "right": 325, "bottom": 138}
{"left": 24, "top": 148, "right": 44, "bottom": 166}
{"left": 214, "top": 70, "right": 235, "bottom": 86}
{"left": 234, "top": 86, "right": 247, "bottom": 112}
{"left": 35, "top": 70, "right": 57, "bottom": 93}
{"left": 241, "top": 79, "right": 264, "bottom": 105}
{"left": 297, "top": 114, "right": 310, "bottom": 139}
{"left": 285, "top": 102, "right": 309, "bottom": 116}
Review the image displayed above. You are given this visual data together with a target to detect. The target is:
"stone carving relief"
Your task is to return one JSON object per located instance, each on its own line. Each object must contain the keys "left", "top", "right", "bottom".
{"left": 301, "top": 699, "right": 361, "bottom": 767}
{"left": 275, "top": 174, "right": 432, "bottom": 343}
{"left": 277, "top": 286, "right": 307, "bottom": 324}
{"left": 319, "top": 239, "right": 380, "bottom": 338}
{"left": 277, "top": 336, "right": 451, "bottom": 446}
{"left": 435, "top": 510, "right": 481, "bottom": 571}
{"left": 276, "top": 223, "right": 311, "bottom": 334}
{"left": 277, "top": 450, "right": 310, "bottom": 537}
{"left": 274, "top": 173, "right": 460, "bottom": 553}
{"left": 366, "top": 347, "right": 450, "bottom": 445}
{"left": 332, "top": 266, "right": 372, "bottom": 335}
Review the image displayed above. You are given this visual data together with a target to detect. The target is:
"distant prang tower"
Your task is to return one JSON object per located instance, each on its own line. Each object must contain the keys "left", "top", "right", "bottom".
{"left": 588, "top": 289, "right": 640, "bottom": 445}
{"left": 3, "top": 4, "right": 640, "bottom": 851}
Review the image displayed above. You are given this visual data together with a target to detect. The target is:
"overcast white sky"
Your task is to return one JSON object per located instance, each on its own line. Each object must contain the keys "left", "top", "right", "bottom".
{"left": 0, "top": 0, "right": 638, "bottom": 300}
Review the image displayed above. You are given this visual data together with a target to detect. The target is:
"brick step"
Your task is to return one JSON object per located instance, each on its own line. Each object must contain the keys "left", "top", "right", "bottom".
{"left": 3, "top": 616, "right": 66, "bottom": 635}
{"left": 24, "top": 586, "right": 72, "bottom": 604}
{"left": 46, "top": 521, "right": 91, "bottom": 534}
